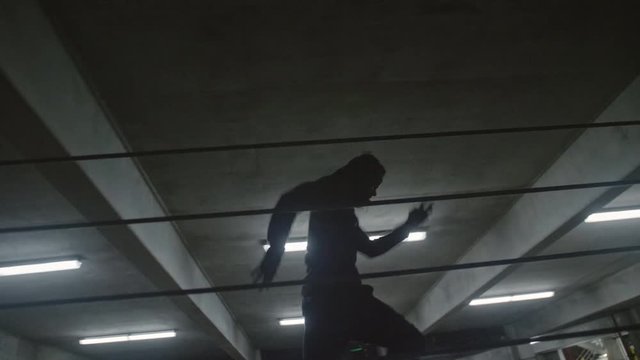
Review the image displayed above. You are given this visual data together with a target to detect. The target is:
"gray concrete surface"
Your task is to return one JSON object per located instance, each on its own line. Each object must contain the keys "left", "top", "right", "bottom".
{"left": 0, "top": 0, "right": 253, "bottom": 358}
{"left": 1, "top": 0, "right": 639, "bottom": 356}
{"left": 512, "top": 261, "right": 640, "bottom": 337}
{"left": 406, "top": 77, "right": 640, "bottom": 333}
{"left": 0, "top": 330, "right": 90, "bottom": 360}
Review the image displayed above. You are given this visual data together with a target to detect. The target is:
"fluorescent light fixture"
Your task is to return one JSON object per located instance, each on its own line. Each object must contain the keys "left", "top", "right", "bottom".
{"left": 79, "top": 335, "right": 129, "bottom": 345}
{"left": 0, "top": 259, "right": 82, "bottom": 277}
{"left": 406, "top": 231, "right": 427, "bottom": 242}
{"left": 510, "top": 292, "right": 555, "bottom": 301}
{"left": 529, "top": 341, "right": 540, "bottom": 345}
{"left": 369, "top": 231, "right": 427, "bottom": 242}
{"left": 263, "top": 241, "right": 307, "bottom": 253}
{"left": 128, "top": 331, "right": 177, "bottom": 341}
{"left": 80, "top": 331, "right": 176, "bottom": 345}
{"left": 469, "top": 296, "right": 512, "bottom": 306}
{"left": 469, "top": 291, "right": 554, "bottom": 306}
{"left": 585, "top": 209, "right": 640, "bottom": 223}
{"left": 279, "top": 317, "right": 305, "bottom": 326}
{"left": 263, "top": 231, "right": 427, "bottom": 252}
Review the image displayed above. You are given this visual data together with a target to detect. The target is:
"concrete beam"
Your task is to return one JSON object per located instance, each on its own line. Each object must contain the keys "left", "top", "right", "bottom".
{"left": 511, "top": 262, "right": 640, "bottom": 337}
{"left": 406, "top": 76, "right": 640, "bottom": 332}
{"left": 0, "top": 1, "right": 256, "bottom": 359}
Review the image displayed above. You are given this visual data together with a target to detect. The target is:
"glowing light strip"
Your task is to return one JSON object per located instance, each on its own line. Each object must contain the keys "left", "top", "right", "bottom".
{"left": 279, "top": 317, "right": 305, "bottom": 326}
{"left": 469, "top": 291, "right": 554, "bottom": 306}
{"left": 0, "top": 259, "right": 81, "bottom": 277}
{"left": 79, "top": 331, "right": 176, "bottom": 345}
{"left": 263, "top": 231, "right": 427, "bottom": 252}
{"left": 585, "top": 209, "right": 640, "bottom": 223}
{"left": 369, "top": 231, "right": 427, "bottom": 242}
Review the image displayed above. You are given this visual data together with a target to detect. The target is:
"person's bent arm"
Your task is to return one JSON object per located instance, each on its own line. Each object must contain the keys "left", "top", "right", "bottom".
{"left": 252, "top": 183, "right": 316, "bottom": 285}
{"left": 357, "top": 224, "right": 412, "bottom": 258}
{"left": 357, "top": 204, "right": 432, "bottom": 258}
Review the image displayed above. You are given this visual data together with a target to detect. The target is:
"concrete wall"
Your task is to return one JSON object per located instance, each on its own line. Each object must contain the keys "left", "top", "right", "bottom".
{"left": 0, "top": 330, "right": 89, "bottom": 360}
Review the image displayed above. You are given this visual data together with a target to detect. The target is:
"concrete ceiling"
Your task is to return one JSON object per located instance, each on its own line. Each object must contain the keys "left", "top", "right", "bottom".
{"left": 0, "top": 77, "right": 233, "bottom": 359}
{"left": 435, "top": 189, "right": 640, "bottom": 333}
{"left": 1, "top": 0, "right": 640, "bottom": 358}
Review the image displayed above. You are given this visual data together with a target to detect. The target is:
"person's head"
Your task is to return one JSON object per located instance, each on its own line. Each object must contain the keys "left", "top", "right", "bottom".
{"left": 333, "top": 153, "right": 386, "bottom": 206}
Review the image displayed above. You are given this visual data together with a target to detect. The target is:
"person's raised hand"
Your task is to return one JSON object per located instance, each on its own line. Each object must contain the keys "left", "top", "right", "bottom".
{"left": 405, "top": 203, "right": 433, "bottom": 229}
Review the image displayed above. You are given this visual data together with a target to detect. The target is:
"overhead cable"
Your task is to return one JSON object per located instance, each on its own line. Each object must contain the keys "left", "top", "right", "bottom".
{"left": 1, "top": 120, "right": 638, "bottom": 167}
{"left": 1, "top": 244, "right": 638, "bottom": 310}
{"left": 0, "top": 178, "right": 637, "bottom": 234}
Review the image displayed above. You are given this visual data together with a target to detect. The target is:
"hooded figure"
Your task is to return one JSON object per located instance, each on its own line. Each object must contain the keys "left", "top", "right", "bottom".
{"left": 253, "top": 154, "right": 431, "bottom": 359}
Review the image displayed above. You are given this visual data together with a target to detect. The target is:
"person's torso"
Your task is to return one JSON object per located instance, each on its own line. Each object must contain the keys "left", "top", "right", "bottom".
{"left": 304, "top": 208, "right": 362, "bottom": 293}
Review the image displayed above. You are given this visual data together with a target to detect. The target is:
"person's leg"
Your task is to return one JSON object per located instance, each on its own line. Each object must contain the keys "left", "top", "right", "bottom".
{"left": 302, "top": 296, "right": 351, "bottom": 360}
{"left": 354, "top": 289, "right": 425, "bottom": 357}
{"left": 304, "top": 326, "right": 350, "bottom": 360}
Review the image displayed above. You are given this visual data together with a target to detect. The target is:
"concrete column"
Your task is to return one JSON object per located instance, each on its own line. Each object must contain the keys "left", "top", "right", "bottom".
{"left": 603, "top": 338, "right": 629, "bottom": 360}
{"left": 615, "top": 310, "right": 640, "bottom": 360}
{"left": 556, "top": 349, "right": 567, "bottom": 360}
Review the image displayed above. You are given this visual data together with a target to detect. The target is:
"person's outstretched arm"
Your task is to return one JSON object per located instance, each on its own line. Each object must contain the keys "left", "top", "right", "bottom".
{"left": 357, "top": 204, "right": 432, "bottom": 258}
{"left": 252, "top": 182, "right": 317, "bottom": 285}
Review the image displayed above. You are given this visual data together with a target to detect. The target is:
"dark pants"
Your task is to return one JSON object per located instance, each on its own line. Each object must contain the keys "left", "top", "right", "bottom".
{"left": 302, "top": 285, "right": 425, "bottom": 360}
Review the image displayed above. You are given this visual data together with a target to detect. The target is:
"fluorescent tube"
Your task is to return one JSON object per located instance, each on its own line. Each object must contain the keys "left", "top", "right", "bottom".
{"left": 469, "top": 291, "right": 554, "bottom": 306}
{"left": 263, "top": 241, "right": 307, "bottom": 252}
{"left": 80, "top": 331, "right": 176, "bottom": 345}
{"left": 128, "top": 331, "right": 177, "bottom": 341}
{"left": 279, "top": 317, "right": 305, "bottom": 326}
{"left": 0, "top": 259, "right": 82, "bottom": 277}
{"left": 79, "top": 335, "right": 129, "bottom": 345}
{"left": 405, "top": 231, "right": 427, "bottom": 242}
{"left": 585, "top": 209, "right": 640, "bottom": 223}
{"left": 263, "top": 231, "right": 428, "bottom": 252}
{"left": 469, "top": 296, "right": 513, "bottom": 306}
{"left": 369, "top": 231, "right": 427, "bottom": 241}
{"left": 510, "top": 291, "right": 555, "bottom": 301}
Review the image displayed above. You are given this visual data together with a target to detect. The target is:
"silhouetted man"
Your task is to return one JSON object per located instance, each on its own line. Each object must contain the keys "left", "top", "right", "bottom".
{"left": 253, "top": 154, "right": 431, "bottom": 359}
